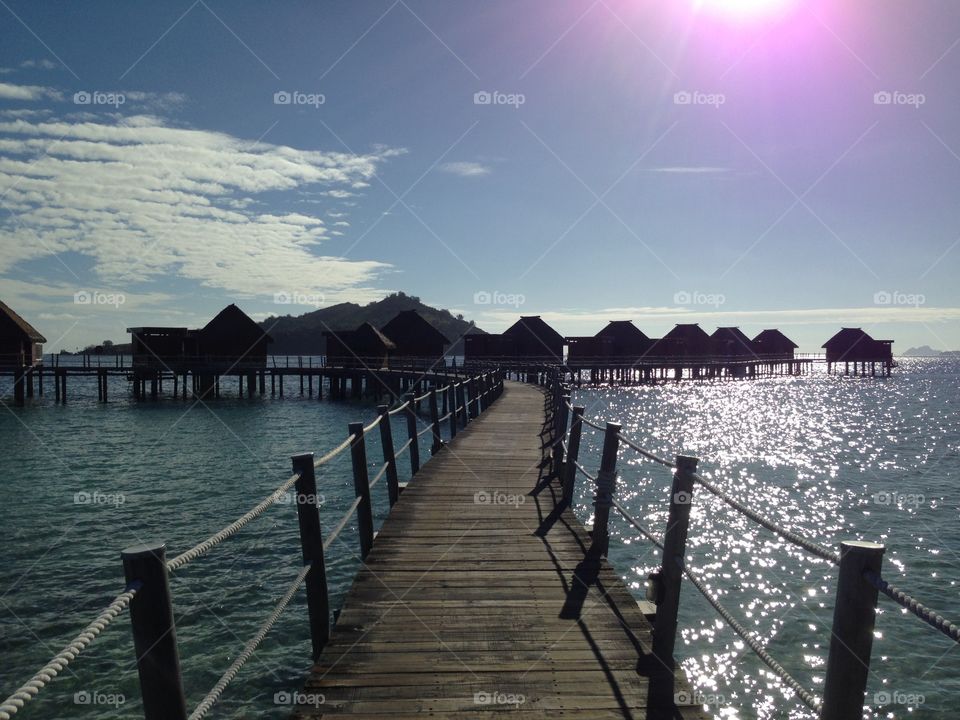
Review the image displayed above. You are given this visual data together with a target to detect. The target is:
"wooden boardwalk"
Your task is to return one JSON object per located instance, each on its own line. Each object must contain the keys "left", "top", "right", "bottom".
{"left": 295, "top": 381, "right": 706, "bottom": 719}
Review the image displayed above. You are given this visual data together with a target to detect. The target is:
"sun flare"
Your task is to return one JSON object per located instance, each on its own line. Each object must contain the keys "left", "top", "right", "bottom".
{"left": 692, "top": 0, "right": 795, "bottom": 21}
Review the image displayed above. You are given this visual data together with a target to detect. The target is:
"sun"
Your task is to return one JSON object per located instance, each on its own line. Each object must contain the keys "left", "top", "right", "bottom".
{"left": 692, "top": 0, "right": 795, "bottom": 21}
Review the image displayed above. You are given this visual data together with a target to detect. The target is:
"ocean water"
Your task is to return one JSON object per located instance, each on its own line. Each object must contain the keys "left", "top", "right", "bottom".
{"left": 571, "top": 358, "right": 960, "bottom": 720}
{"left": 1, "top": 360, "right": 957, "bottom": 719}
{"left": 0, "top": 369, "right": 444, "bottom": 719}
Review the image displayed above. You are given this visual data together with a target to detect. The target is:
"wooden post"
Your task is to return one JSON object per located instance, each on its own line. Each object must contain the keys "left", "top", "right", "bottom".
{"left": 402, "top": 392, "right": 420, "bottom": 475}
{"left": 13, "top": 366, "right": 25, "bottom": 406}
{"left": 651, "top": 455, "right": 699, "bottom": 678}
{"left": 447, "top": 384, "right": 457, "bottom": 439}
{"left": 467, "top": 377, "right": 478, "bottom": 419}
{"left": 552, "top": 394, "right": 570, "bottom": 479}
{"left": 429, "top": 389, "right": 442, "bottom": 456}
{"left": 562, "top": 406, "right": 585, "bottom": 507}
{"left": 121, "top": 542, "right": 187, "bottom": 720}
{"left": 348, "top": 422, "right": 375, "bottom": 558}
{"left": 589, "top": 422, "right": 621, "bottom": 558}
{"left": 820, "top": 541, "right": 885, "bottom": 720}
{"left": 291, "top": 453, "right": 330, "bottom": 659}
{"left": 377, "top": 405, "right": 400, "bottom": 506}
{"left": 457, "top": 382, "right": 467, "bottom": 427}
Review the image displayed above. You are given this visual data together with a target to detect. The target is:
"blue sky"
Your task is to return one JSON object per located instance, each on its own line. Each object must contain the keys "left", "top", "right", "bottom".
{"left": 1, "top": 0, "right": 959, "bottom": 352}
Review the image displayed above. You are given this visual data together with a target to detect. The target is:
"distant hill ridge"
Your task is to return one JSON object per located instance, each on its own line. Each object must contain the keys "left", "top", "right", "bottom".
{"left": 903, "top": 345, "right": 960, "bottom": 357}
{"left": 259, "top": 292, "right": 483, "bottom": 355}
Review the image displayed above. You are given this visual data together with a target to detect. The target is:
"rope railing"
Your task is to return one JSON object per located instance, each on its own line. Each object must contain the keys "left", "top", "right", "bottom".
{"left": 314, "top": 435, "right": 353, "bottom": 468}
{"left": 417, "top": 424, "right": 434, "bottom": 438}
{"left": 691, "top": 472, "right": 840, "bottom": 566}
{"left": 388, "top": 400, "right": 410, "bottom": 416}
{"left": 324, "top": 496, "right": 364, "bottom": 552}
{"left": 369, "top": 461, "right": 390, "bottom": 489}
{"left": 864, "top": 570, "right": 960, "bottom": 643}
{"left": 678, "top": 557, "right": 823, "bottom": 714}
{"left": 362, "top": 414, "right": 382, "bottom": 434}
{"left": 167, "top": 472, "right": 302, "bottom": 572}
{"left": 0, "top": 583, "right": 142, "bottom": 720}
{"left": 187, "top": 564, "right": 311, "bottom": 720}
{"left": 573, "top": 459, "right": 597, "bottom": 483}
{"left": 394, "top": 437, "right": 413, "bottom": 458}
{"left": 616, "top": 433, "right": 676, "bottom": 469}
{"left": 610, "top": 499, "right": 663, "bottom": 550}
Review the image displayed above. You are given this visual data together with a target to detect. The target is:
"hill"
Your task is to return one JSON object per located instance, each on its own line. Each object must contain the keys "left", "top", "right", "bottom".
{"left": 259, "top": 292, "right": 484, "bottom": 355}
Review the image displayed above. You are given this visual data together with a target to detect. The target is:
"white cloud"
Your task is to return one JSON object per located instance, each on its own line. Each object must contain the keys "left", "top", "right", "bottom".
{"left": 0, "top": 113, "right": 406, "bottom": 306}
{"left": 439, "top": 161, "right": 491, "bottom": 177}
{"left": 20, "top": 59, "right": 58, "bottom": 71}
{"left": 0, "top": 82, "right": 62, "bottom": 101}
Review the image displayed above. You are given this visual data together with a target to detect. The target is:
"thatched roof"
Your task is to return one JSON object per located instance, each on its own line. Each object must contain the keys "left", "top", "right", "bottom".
{"left": 753, "top": 329, "right": 798, "bottom": 350}
{"left": 0, "top": 300, "right": 46, "bottom": 342}
{"left": 382, "top": 310, "right": 450, "bottom": 347}
{"left": 202, "top": 304, "right": 273, "bottom": 343}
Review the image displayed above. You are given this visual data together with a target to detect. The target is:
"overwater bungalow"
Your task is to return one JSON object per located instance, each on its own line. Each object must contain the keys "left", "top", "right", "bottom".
{"left": 381, "top": 310, "right": 449, "bottom": 362}
{"left": 566, "top": 335, "right": 613, "bottom": 363}
{"left": 710, "top": 327, "right": 757, "bottom": 359}
{"left": 595, "top": 320, "right": 652, "bottom": 359}
{"left": 463, "top": 332, "right": 515, "bottom": 362}
{"left": 648, "top": 323, "right": 712, "bottom": 358}
{"left": 822, "top": 328, "right": 893, "bottom": 376}
{"left": 501, "top": 316, "right": 565, "bottom": 361}
{"left": 324, "top": 322, "right": 395, "bottom": 368}
{"left": 752, "top": 329, "right": 798, "bottom": 360}
{"left": 0, "top": 301, "right": 45, "bottom": 368}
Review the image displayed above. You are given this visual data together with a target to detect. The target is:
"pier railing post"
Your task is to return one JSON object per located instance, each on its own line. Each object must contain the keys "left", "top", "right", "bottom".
{"left": 820, "top": 541, "right": 886, "bottom": 720}
{"left": 467, "top": 377, "right": 478, "bottom": 419}
{"left": 589, "top": 422, "right": 621, "bottom": 559}
{"left": 562, "top": 406, "right": 585, "bottom": 507}
{"left": 291, "top": 453, "right": 330, "bottom": 659}
{"left": 447, "top": 384, "right": 457, "bottom": 439}
{"left": 348, "top": 422, "right": 375, "bottom": 558}
{"left": 651, "top": 454, "right": 698, "bottom": 697}
{"left": 402, "top": 392, "right": 421, "bottom": 474}
{"left": 121, "top": 542, "right": 187, "bottom": 720}
{"left": 552, "top": 394, "right": 570, "bottom": 479}
{"left": 376, "top": 405, "right": 401, "bottom": 506}
{"left": 428, "top": 388, "right": 442, "bottom": 455}
{"left": 457, "top": 382, "right": 467, "bottom": 427}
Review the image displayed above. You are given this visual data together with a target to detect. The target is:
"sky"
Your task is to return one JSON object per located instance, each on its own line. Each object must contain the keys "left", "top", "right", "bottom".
{"left": 1, "top": 0, "right": 959, "bottom": 353}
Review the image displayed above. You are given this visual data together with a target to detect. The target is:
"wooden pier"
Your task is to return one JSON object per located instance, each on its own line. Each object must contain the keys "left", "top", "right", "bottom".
{"left": 294, "top": 381, "right": 705, "bottom": 719}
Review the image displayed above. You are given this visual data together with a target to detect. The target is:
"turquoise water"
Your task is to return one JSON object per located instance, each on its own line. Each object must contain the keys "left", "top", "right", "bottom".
{"left": 0, "top": 371, "right": 442, "bottom": 719}
{"left": 1, "top": 361, "right": 957, "bottom": 719}
{"left": 571, "top": 358, "right": 960, "bottom": 719}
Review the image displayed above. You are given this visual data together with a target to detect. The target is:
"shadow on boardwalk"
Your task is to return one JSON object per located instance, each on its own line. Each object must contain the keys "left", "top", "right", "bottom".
{"left": 295, "top": 381, "right": 706, "bottom": 719}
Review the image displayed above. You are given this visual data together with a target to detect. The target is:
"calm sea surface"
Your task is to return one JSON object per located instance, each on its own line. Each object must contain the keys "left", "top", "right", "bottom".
{"left": 1, "top": 359, "right": 958, "bottom": 719}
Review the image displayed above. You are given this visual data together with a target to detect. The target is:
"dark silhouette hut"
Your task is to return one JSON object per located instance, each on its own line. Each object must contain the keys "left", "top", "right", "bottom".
{"left": 199, "top": 304, "right": 272, "bottom": 368}
{"left": 382, "top": 310, "right": 449, "bottom": 361}
{"left": 822, "top": 328, "right": 893, "bottom": 364}
{"left": 0, "top": 301, "right": 45, "bottom": 367}
{"left": 501, "top": 316, "right": 565, "bottom": 361}
{"left": 566, "top": 335, "right": 612, "bottom": 362}
{"left": 752, "top": 329, "right": 798, "bottom": 360}
{"left": 710, "top": 327, "right": 757, "bottom": 359}
{"left": 324, "top": 322, "right": 395, "bottom": 368}
{"left": 649, "top": 323, "right": 712, "bottom": 358}
{"left": 464, "top": 333, "right": 515, "bottom": 362}
{"left": 595, "top": 321, "right": 652, "bottom": 358}
{"left": 126, "top": 327, "right": 197, "bottom": 370}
